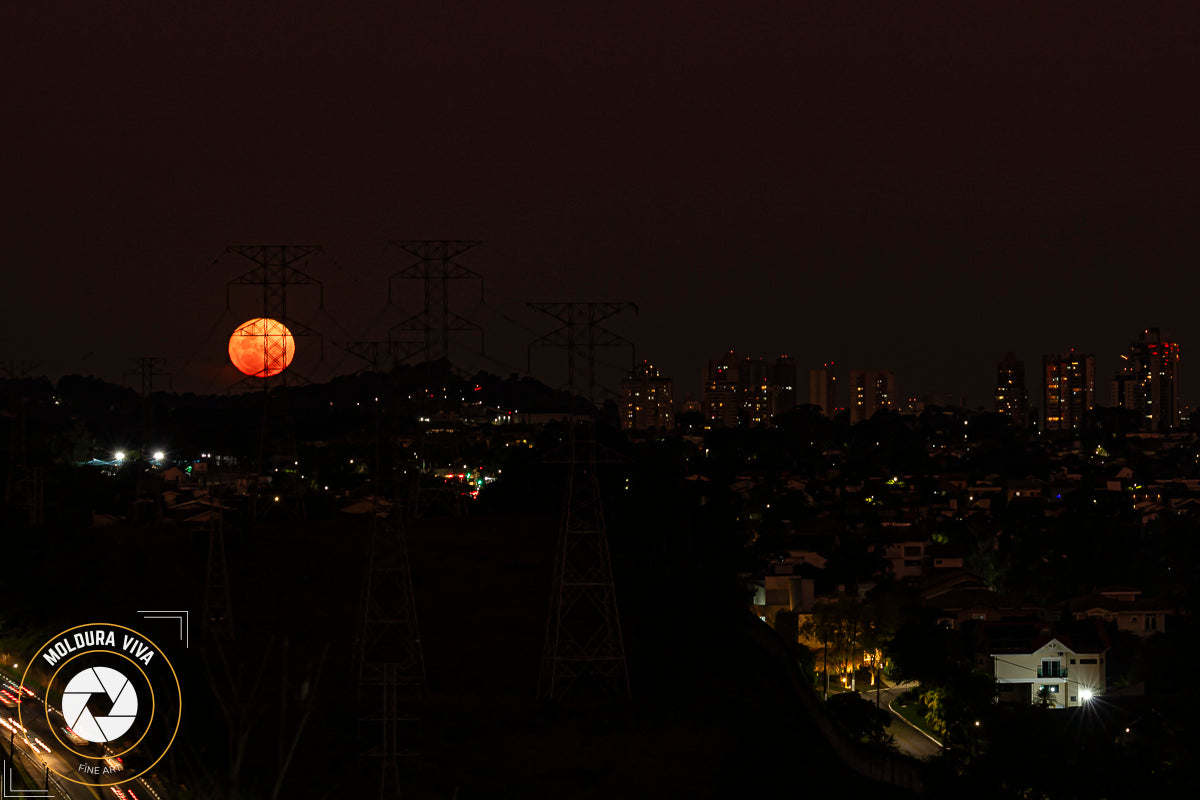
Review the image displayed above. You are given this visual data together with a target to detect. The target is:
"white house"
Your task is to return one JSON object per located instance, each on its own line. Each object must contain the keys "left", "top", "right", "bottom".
{"left": 880, "top": 534, "right": 928, "bottom": 580}
{"left": 974, "top": 620, "right": 1110, "bottom": 708}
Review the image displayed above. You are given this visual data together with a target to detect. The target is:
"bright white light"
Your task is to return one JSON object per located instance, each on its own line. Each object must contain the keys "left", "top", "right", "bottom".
{"left": 114, "top": 451, "right": 126, "bottom": 462}
{"left": 153, "top": 451, "right": 165, "bottom": 461}
{"left": 1080, "top": 688, "right": 1093, "bottom": 702}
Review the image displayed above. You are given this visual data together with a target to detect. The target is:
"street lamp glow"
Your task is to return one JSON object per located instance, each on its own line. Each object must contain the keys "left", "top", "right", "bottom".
{"left": 1079, "top": 688, "right": 1093, "bottom": 702}
{"left": 114, "top": 451, "right": 126, "bottom": 462}
{"left": 153, "top": 451, "right": 165, "bottom": 461}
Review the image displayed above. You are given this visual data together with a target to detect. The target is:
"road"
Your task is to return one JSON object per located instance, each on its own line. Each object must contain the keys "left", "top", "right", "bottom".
{"left": 860, "top": 683, "right": 943, "bottom": 761}
{"left": 3, "top": 678, "right": 167, "bottom": 800}
{"left": 3, "top": 703, "right": 97, "bottom": 800}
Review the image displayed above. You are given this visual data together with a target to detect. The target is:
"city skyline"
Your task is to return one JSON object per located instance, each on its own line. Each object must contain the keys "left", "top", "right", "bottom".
{"left": 5, "top": 322, "right": 1189, "bottom": 424}
{"left": 5, "top": 3, "right": 1200, "bottom": 796}
{"left": 5, "top": 3, "right": 1200, "bottom": 412}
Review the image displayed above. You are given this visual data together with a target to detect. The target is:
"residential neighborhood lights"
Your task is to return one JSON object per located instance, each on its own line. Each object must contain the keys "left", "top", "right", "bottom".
{"left": 1079, "top": 688, "right": 1093, "bottom": 702}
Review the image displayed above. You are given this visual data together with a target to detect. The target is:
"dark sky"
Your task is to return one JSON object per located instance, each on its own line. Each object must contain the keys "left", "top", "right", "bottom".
{"left": 5, "top": 1, "right": 1200, "bottom": 407}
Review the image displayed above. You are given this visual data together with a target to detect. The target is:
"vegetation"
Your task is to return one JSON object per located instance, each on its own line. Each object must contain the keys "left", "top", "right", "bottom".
{"left": 825, "top": 691, "right": 894, "bottom": 747}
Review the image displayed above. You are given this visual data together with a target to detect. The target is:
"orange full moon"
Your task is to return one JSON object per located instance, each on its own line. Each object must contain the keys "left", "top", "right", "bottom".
{"left": 228, "top": 317, "right": 296, "bottom": 377}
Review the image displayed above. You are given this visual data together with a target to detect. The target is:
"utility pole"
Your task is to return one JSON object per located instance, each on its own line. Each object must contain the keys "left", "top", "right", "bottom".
{"left": 529, "top": 302, "right": 636, "bottom": 703}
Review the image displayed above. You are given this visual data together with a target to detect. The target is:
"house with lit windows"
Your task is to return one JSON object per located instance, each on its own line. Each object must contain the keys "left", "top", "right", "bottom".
{"left": 1069, "top": 587, "right": 1174, "bottom": 637}
{"left": 973, "top": 619, "right": 1110, "bottom": 708}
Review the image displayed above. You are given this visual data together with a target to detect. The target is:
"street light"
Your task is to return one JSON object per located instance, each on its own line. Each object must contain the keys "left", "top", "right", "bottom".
{"left": 1079, "top": 688, "right": 1093, "bottom": 702}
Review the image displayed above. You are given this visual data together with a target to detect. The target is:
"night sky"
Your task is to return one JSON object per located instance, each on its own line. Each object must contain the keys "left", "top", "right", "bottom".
{"left": 5, "top": 2, "right": 1200, "bottom": 407}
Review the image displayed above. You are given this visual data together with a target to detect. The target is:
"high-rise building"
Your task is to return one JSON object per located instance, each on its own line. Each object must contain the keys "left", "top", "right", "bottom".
{"left": 809, "top": 361, "right": 837, "bottom": 416}
{"left": 704, "top": 352, "right": 798, "bottom": 429}
{"left": 1043, "top": 351, "right": 1095, "bottom": 432}
{"left": 739, "top": 356, "right": 773, "bottom": 426}
{"left": 704, "top": 351, "right": 740, "bottom": 430}
{"left": 1111, "top": 367, "right": 1138, "bottom": 411}
{"left": 772, "top": 356, "right": 798, "bottom": 415}
{"left": 621, "top": 360, "right": 674, "bottom": 431}
{"left": 848, "top": 370, "right": 896, "bottom": 424}
{"left": 1118, "top": 328, "right": 1181, "bottom": 432}
{"left": 995, "top": 352, "right": 1029, "bottom": 426}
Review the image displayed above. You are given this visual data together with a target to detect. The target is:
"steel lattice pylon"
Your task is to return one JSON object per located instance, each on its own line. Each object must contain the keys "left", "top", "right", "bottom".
{"left": 387, "top": 239, "right": 483, "bottom": 366}
{"left": 529, "top": 302, "right": 636, "bottom": 703}
{"left": 352, "top": 334, "right": 427, "bottom": 797}
{"left": 383, "top": 241, "right": 484, "bottom": 519}
{"left": 540, "top": 421, "right": 631, "bottom": 701}
{"left": 223, "top": 245, "right": 325, "bottom": 521}
{"left": 125, "top": 357, "right": 171, "bottom": 522}
{"left": 357, "top": 516, "right": 426, "bottom": 795}
{"left": 3, "top": 360, "right": 37, "bottom": 516}
{"left": 203, "top": 488, "right": 235, "bottom": 640}
{"left": 226, "top": 245, "right": 325, "bottom": 329}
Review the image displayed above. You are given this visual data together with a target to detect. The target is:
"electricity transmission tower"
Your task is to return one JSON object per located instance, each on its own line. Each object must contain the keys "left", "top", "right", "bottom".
{"left": 223, "top": 245, "right": 325, "bottom": 520}
{"left": 385, "top": 240, "right": 485, "bottom": 517}
{"left": 352, "top": 347, "right": 427, "bottom": 798}
{"left": 125, "top": 356, "right": 171, "bottom": 522}
{"left": 128, "top": 356, "right": 171, "bottom": 401}
{"left": 2, "top": 360, "right": 54, "bottom": 526}
{"left": 335, "top": 341, "right": 403, "bottom": 374}
{"left": 202, "top": 489, "right": 235, "bottom": 640}
{"left": 529, "top": 302, "right": 636, "bottom": 703}
{"left": 387, "top": 239, "right": 484, "bottom": 367}
{"left": 226, "top": 245, "right": 325, "bottom": 352}
{"left": 357, "top": 521, "right": 426, "bottom": 796}
{"left": 3, "top": 360, "right": 36, "bottom": 505}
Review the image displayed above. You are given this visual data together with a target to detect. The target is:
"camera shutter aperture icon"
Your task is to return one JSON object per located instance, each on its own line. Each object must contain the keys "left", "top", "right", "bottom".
{"left": 61, "top": 666, "right": 138, "bottom": 743}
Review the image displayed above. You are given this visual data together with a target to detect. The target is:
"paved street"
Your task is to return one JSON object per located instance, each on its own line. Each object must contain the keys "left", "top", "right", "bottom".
{"left": 3, "top": 678, "right": 165, "bottom": 800}
{"left": 861, "top": 683, "right": 943, "bottom": 761}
